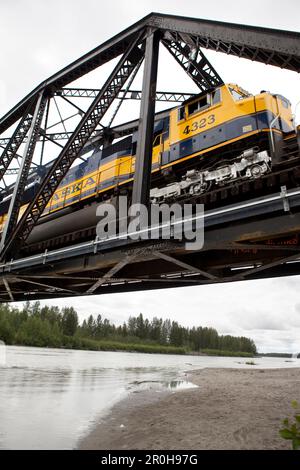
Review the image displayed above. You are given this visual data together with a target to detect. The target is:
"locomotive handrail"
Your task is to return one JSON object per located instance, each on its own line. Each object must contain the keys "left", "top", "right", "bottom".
{"left": 269, "top": 95, "right": 280, "bottom": 154}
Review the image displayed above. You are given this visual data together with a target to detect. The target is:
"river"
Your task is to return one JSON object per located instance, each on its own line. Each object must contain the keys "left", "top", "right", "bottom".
{"left": 0, "top": 345, "right": 298, "bottom": 449}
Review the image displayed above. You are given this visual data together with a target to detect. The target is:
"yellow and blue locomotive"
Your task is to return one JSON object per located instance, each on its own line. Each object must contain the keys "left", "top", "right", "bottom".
{"left": 0, "top": 83, "right": 297, "bottom": 248}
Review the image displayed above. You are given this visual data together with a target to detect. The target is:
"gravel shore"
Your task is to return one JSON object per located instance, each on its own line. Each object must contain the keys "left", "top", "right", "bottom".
{"left": 78, "top": 367, "right": 300, "bottom": 450}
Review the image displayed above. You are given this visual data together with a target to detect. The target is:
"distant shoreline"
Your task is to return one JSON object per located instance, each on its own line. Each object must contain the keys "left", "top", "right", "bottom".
{"left": 6, "top": 343, "right": 293, "bottom": 359}
{"left": 78, "top": 367, "right": 300, "bottom": 450}
{"left": 5, "top": 342, "right": 255, "bottom": 357}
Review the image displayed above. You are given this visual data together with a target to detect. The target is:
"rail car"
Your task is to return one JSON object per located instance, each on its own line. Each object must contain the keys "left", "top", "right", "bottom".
{"left": 0, "top": 82, "right": 299, "bottom": 251}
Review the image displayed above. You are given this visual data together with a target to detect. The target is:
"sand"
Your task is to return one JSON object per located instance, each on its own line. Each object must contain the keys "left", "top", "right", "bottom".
{"left": 78, "top": 367, "right": 300, "bottom": 450}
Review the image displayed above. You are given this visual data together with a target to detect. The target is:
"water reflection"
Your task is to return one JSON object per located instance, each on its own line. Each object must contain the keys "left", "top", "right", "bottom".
{"left": 166, "top": 380, "right": 198, "bottom": 390}
{"left": 128, "top": 379, "right": 198, "bottom": 391}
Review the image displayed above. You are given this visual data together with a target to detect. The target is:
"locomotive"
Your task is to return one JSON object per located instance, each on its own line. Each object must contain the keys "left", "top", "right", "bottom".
{"left": 0, "top": 83, "right": 298, "bottom": 251}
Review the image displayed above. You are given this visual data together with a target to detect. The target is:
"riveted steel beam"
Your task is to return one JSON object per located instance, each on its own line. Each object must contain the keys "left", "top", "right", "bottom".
{"left": 132, "top": 29, "right": 160, "bottom": 207}
{"left": 153, "top": 251, "right": 218, "bottom": 280}
{"left": 55, "top": 87, "right": 196, "bottom": 102}
{"left": 2, "top": 277, "right": 14, "bottom": 301}
{"left": 86, "top": 256, "right": 134, "bottom": 293}
{"left": 162, "top": 32, "right": 223, "bottom": 91}
{"left": 0, "top": 92, "right": 47, "bottom": 253}
{"left": 227, "top": 250, "right": 300, "bottom": 281}
{"left": 0, "top": 106, "right": 33, "bottom": 181}
{"left": 150, "top": 13, "right": 300, "bottom": 72}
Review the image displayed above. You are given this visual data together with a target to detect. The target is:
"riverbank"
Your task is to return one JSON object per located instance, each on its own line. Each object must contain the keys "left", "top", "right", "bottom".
{"left": 78, "top": 367, "right": 300, "bottom": 450}
{"left": 3, "top": 338, "right": 255, "bottom": 356}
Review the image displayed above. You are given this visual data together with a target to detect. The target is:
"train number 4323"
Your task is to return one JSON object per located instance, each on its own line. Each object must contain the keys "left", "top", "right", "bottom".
{"left": 183, "top": 114, "right": 216, "bottom": 135}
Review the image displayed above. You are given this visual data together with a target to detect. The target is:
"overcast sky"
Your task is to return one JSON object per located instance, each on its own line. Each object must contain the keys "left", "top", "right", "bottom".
{"left": 1, "top": 0, "right": 300, "bottom": 352}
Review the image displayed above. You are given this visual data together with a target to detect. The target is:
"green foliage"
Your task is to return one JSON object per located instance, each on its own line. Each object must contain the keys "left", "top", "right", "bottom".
{"left": 0, "top": 315, "right": 14, "bottom": 343}
{"left": 61, "top": 307, "right": 78, "bottom": 336}
{"left": 0, "top": 302, "right": 257, "bottom": 356}
{"left": 60, "top": 336, "right": 186, "bottom": 354}
{"left": 279, "top": 401, "right": 300, "bottom": 450}
{"left": 17, "top": 317, "right": 60, "bottom": 348}
{"left": 200, "top": 349, "right": 254, "bottom": 357}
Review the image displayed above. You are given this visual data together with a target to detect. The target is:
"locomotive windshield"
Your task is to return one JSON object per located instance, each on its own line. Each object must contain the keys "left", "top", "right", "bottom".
{"left": 228, "top": 85, "right": 251, "bottom": 100}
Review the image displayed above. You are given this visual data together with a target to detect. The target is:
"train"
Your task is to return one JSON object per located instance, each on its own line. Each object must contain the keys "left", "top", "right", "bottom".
{"left": 0, "top": 82, "right": 298, "bottom": 251}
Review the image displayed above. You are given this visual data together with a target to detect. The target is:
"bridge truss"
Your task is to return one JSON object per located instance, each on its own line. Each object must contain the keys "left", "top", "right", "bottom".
{"left": 0, "top": 13, "right": 299, "bottom": 301}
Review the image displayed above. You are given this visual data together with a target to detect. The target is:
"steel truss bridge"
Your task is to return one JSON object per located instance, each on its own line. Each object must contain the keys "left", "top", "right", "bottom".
{"left": 0, "top": 12, "right": 300, "bottom": 302}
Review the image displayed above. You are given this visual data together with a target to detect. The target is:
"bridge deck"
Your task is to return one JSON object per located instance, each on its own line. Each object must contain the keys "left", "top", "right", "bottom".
{"left": 1, "top": 186, "right": 300, "bottom": 302}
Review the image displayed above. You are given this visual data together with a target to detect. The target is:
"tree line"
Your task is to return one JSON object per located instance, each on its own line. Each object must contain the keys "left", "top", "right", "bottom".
{"left": 0, "top": 301, "right": 257, "bottom": 355}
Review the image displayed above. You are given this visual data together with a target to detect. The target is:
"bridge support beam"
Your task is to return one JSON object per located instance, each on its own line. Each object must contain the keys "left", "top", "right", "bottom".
{"left": 132, "top": 29, "right": 160, "bottom": 207}
{"left": 0, "top": 107, "right": 33, "bottom": 182}
{"left": 0, "top": 92, "right": 47, "bottom": 253}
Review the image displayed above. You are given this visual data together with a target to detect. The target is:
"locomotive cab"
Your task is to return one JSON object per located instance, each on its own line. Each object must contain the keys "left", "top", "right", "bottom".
{"left": 168, "top": 83, "right": 293, "bottom": 169}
